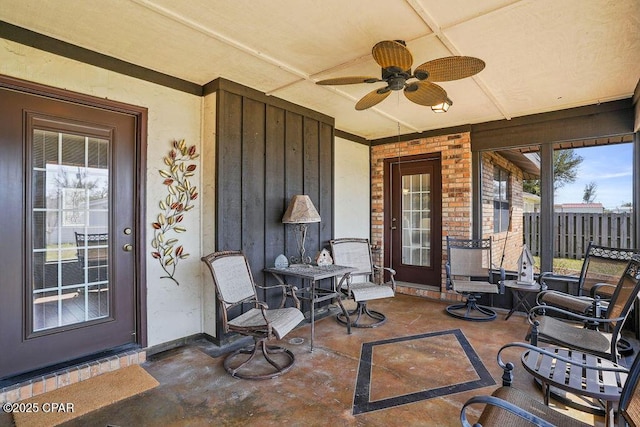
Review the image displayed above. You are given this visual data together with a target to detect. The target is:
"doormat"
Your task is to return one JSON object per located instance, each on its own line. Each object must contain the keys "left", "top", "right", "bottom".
{"left": 353, "top": 328, "right": 495, "bottom": 414}
{"left": 12, "top": 364, "right": 159, "bottom": 427}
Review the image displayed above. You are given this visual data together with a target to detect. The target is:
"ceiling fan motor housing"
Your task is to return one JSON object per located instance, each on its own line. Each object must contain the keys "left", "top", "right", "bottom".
{"left": 382, "top": 67, "right": 410, "bottom": 91}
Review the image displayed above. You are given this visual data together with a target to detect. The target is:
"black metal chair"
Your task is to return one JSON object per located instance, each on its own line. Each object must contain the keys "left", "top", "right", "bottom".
{"left": 537, "top": 242, "right": 638, "bottom": 316}
{"left": 445, "top": 236, "right": 505, "bottom": 321}
{"left": 330, "top": 238, "right": 395, "bottom": 328}
{"left": 460, "top": 341, "right": 640, "bottom": 427}
{"left": 75, "top": 232, "right": 109, "bottom": 282}
{"left": 201, "top": 250, "right": 304, "bottom": 380}
{"left": 529, "top": 255, "right": 640, "bottom": 363}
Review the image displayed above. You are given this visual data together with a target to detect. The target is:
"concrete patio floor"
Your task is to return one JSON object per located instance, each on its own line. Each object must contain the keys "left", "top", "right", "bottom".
{"left": 2, "top": 294, "right": 610, "bottom": 426}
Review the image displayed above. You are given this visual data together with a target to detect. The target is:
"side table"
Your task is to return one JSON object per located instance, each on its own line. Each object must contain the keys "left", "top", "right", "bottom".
{"left": 502, "top": 280, "right": 545, "bottom": 320}
{"left": 264, "top": 264, "right": 355, "bottom": 352}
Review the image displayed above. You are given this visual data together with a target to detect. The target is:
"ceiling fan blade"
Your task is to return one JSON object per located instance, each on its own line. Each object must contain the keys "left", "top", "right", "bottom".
{"left": 355, "top": 87, "right": 392, "bottom": 110}
{"left": 316, "top": 76, "right": 380, "bottom": 85}
{"left": 404, "top": 81, "right": 447, "bottom": 106}
{"left": 372, "top": 40, "right": 413, "bottom": 71}
{"left": 415, "top": 56, "right": 485, "bottom": 82}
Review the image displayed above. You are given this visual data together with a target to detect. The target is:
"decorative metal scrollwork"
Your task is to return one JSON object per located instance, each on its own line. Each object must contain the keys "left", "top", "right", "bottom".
{"left": 151, "top": 139, "right": 199, "bottom": 286}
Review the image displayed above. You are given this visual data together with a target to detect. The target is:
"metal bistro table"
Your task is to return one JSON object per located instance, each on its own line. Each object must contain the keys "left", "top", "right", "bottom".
{"left": 502, "top": 280, "right": 546, "bottom": 320}
{"left": 264, "top": 264, "right": 355, "bottom": 352}
{"left": 521, "top": 347, "right": 628, "bottom": 427}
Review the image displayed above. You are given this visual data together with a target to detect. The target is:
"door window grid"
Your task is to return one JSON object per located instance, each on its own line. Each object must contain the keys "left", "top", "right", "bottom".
{"left": 401, "top": 173, "right": 431, "bottom": 267}
{"left": 31, "top": 129, "right": 110, "bottom": 332}
{"left": 493, "top": 167, "right": 511, "bottom": 233}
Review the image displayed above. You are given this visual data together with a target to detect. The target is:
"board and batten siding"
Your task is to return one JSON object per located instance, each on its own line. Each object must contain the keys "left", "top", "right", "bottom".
{"left": 213, "top": 82, "right": 335, "bottom": 342}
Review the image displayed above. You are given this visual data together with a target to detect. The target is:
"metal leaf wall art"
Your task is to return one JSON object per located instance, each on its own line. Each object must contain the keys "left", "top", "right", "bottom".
{"left": 151, "top": 139, "right": 199, "bottom": 285}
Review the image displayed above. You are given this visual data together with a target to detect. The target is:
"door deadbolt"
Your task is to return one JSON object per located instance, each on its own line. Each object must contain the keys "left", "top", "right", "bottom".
{"left": 123, "top": 244, "right": 133, "bottom": 252}
{"left": 123, "top": 227, "right": 132, "bottom": 235}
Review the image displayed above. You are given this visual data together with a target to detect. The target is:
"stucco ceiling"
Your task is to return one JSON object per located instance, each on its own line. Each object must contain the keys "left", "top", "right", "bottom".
{"left": 1, "top": 0, "right": 639, "bottom": 139}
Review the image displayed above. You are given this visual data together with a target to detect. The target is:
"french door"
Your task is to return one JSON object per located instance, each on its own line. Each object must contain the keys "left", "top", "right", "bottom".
{"left": 386, "top": 157, "right": 442, "bottom": 285}
{"left": 0, "top": 81, "right": 142, "bottom": 379}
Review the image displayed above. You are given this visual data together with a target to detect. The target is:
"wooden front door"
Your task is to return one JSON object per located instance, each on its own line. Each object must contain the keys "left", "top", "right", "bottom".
{"left": 0, "top": 79, "right": 143, "bottom": 379}
{"left": 385, "top": 157, "right": 442, "bottom": 285}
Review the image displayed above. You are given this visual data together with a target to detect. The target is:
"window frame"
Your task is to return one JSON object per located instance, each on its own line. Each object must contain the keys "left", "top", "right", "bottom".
{"left": 493, "top": 166, "right": 511, "bottom": 233}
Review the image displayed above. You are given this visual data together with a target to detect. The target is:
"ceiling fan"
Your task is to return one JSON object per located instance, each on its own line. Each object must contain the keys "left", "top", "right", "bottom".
{"left": 316, "top": 40, "right": 485, "bottom": 111}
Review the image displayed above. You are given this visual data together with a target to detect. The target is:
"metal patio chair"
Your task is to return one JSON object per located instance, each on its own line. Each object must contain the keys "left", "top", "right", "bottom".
{"left": 537, "top": 242, "right": 638, "bottom": 316}
{"left": 460, "top": 341, "right": 640, "bottom": 427}
{"left": 529, "top": 255, "right": 640, "bottom": 363}
{"left": 330, "top": 238, "right": 395, "bottom": 328}
{"left": 75, "top": 232, "right": 109, "bottom": 282}
{"left": 445, "top": 236, "right": 505, "bottom": 321}
{"left": 201, "top": 250, "right": 304, "bottom": 380}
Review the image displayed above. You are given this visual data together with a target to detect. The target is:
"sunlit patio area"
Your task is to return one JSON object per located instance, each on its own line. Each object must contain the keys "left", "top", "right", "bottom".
{"left": 4, "top": 295, "right": 630, "bottom": 426}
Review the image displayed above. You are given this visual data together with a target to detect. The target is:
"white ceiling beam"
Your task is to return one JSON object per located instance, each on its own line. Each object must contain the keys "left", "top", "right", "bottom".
{"left": 405, "top": 0, "right": 513, "bottom": 120}
{"left": 130, "top": 0, "right": 311, "bottom": 81}
{"left": 131, "top": 0, "right": 416, "bottom": 132}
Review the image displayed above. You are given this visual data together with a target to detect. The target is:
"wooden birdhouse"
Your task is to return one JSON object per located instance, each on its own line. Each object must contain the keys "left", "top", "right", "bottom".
{"left": 315, "top": 248, "right": 333, "bottom": 266}
{"left": 517, "top": 244, "right": 536, "bottom": 285}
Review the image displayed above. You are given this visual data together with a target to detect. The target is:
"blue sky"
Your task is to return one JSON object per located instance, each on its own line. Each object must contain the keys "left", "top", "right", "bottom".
{"left": 554, "top": 143, "right": 633, "bottom": 209}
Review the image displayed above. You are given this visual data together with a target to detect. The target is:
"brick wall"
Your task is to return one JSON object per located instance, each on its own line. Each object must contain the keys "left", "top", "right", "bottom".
{"left": 370, "top": 133, "right": 524, "bottom": 299}
{"left": 481, "top": 152, "right": 524, "bottom": 271}
{"left": 371, "top": 132, "right": 473, "bottom": 293}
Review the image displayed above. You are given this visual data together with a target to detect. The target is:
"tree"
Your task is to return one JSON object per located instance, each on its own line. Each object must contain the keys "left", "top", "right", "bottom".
{"left": 522, "top": 149, "right": 583, "bottom": 196}
{"left": 582, "top": 181, "right": 597, "bottom": 203}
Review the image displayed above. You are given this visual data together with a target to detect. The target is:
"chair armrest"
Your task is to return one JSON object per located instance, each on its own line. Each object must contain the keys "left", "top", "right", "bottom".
{"left": 536, "top": 290, "right": 602, "bottom": 317}
{"left": 497, "top": 268, "right": 506, "bottom": 294}
{"left": 497, "top": 342, "right": 628, "bottom": 373}
{"left": 535, "top": 289, "right": 594, "bottom": 305}
{"left": 381, "top": 266, "right": 397, "bottom": 291}
{"left": 460, "top": 394, "right": 558, "bottom": 427}
{"left": 528, "top": 304, "right": 624, "bottom": 325}
{"left": 590, "top": 282, "right": 616, "bottom": 299}
{"left": 255, "top": 283, "right": 301, "bottom": 309}
{"left": 538, "top": 271, "right": 580, "bottom": 288}
{"left": 372, "top": 265, "right": 396, "bottom": 290}
{"left": 336, "top": 272, "right": 351, "bottom": 295}
{"left": 445, "top": 261, "right": 452, "bottom": 291}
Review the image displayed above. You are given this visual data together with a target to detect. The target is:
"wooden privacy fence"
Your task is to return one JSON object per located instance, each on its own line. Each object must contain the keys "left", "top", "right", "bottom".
{"left": 524, "top": 212, "right": 635, "bottom": 259}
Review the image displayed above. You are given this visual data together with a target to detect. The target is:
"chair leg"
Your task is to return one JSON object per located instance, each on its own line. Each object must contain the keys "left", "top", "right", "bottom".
{"left": 223, "top": 337, "right": 296, "bottom": 380}
{"left": 445, "top": 294, "right": 497, "bottom": 321}
{"left": 336, "top": 302, "right": 386, "bottom": 328}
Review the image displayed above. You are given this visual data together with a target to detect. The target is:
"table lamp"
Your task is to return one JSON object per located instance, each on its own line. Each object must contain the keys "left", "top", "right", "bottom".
{"left": 282, "top": 195, "right": 321, "bottom": 265}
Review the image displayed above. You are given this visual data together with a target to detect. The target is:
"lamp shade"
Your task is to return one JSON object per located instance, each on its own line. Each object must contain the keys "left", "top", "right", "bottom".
{"left": 282, "top": 195, "right": 321, "bottom": 224}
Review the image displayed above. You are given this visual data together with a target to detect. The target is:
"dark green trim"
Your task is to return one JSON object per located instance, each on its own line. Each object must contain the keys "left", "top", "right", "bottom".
{"left": 471, "top": 99, "right": 634, "bottom": 151}
{"left": 539, "top": 144, "right": 554, "bottom": 273}
{"left": 471, "top": 151, "right": 482, "bottom": 240}
{"left": 335, "top": 129, "right": 369, "bottom": 146}
{"left": 0, "top": 20, "right": 203, "bottom": 96}
{"left": 370, "top": 124, "right": 471, "bottom": 146}
{"left": 634, "top": 132, "right": 640, "bottom": 246}
{"left": 205, "top": 78, "right": 334, "bottom": 126}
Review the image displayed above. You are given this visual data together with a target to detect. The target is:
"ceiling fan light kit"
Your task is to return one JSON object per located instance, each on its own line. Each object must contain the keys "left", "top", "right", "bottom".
{"left": 432, "top": 98, "right": 453, "bottom": 113}
{"left": 316, "top": 40, "right": 484, "bottom": 111}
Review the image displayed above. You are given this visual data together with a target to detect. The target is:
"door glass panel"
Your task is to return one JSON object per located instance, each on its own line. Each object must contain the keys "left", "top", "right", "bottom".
{"left": 31, "top": 129, "right": 110, "bottom": 332}
{"left": 401, "top": 173, "right": 431, "bottom": 267}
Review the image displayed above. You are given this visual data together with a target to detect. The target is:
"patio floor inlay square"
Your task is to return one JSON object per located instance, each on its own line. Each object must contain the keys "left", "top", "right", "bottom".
{"left": 353, "top": 328, "right": 495, "bottom": 414}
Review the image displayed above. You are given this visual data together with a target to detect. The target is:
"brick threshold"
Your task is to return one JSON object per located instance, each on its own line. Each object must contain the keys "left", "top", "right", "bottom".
{"left": 0, "top": 348, "right": 147, "bottom": 404}
{"left": 396, "top": 281, "right": 463, "bottom": 302}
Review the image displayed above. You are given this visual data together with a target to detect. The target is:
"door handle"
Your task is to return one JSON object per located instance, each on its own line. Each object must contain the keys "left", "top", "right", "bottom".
{"left": 123, "top": 244, "right": 133, "bottom": 252}
{"left": 391, "top": 217, "right": 397, "bottom": 230}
